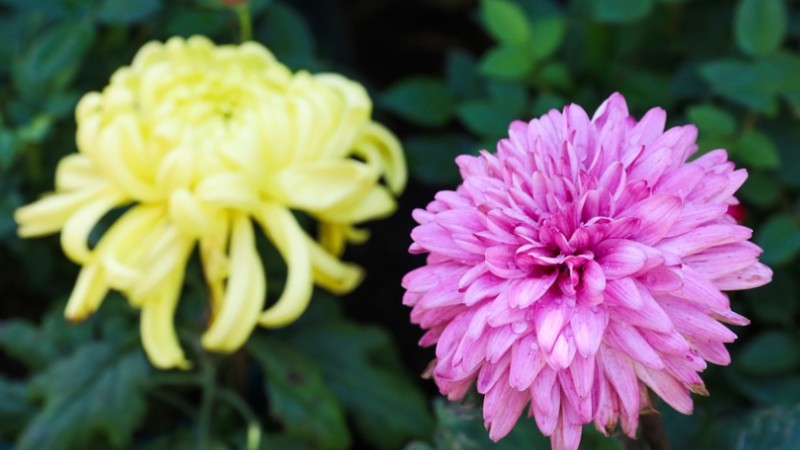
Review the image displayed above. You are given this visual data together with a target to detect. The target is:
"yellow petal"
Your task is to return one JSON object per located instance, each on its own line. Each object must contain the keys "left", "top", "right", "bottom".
{"left": 314, "top": 185, "right": 397, "bottom": 223}
{"left": 273, "top": 161, "right": 378, "bottom": 212}
{"left": 100, "top": 206, "right": 165, "bottom": 292}
{"left": 15, "top": 184, "right": 119, "bottom": 238}
{"left": 55, "top": 154, "right": 104, "bottom": 190}
{"left": 307, "top": 233, "right": 364, "bottom": 294}
{"left": 64, "top": 261, "right": 109, "bottom": 321}
{"left": 129, "top": 221, "right": 194, "bottom": 302}
{"left": 94, "top": 119, "right": 160, "bottom": 200}
{"left": 195, "top": 172, "right": 262, "bottom": 215}
{"left": 140, "top": 265, "right": 191, "bottom": 369}
{"left": 60, "top": 189, "right": 128, "bottom": 264}
{"left": 351, "top": 121, "right": 407, "bottom": 195}
{"left": 202, "top": 213, "right": 265, "bottom": 351}
{"left": 318, "top": 222, "right": 370, "bottom": 257}
{"left": 200, "top": 212, "right": 231, "bottom": 314}
{"left": 256, "top": 204, "right": 312, "bottom": 328}
{"left": 168, "top": 188, "right": 215, "bottom": 238}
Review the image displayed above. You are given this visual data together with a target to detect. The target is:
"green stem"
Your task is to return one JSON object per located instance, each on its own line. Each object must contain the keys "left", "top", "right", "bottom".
{"left": 197, "top": 355, "right": 217, "bottom": 450}
{"left": 216, "top": 388, "right": 262, "bottom": 450}
{"left": 236, "top": 3, "right": 253, "bottom": 42}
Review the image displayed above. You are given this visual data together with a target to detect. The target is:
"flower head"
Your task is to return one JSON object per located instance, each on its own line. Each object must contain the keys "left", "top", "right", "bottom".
{"left": 16, "top": 36, "right": 405, "bottom": 369}
{"left": 403, "top": 93, "right": 770, "bottom": 450}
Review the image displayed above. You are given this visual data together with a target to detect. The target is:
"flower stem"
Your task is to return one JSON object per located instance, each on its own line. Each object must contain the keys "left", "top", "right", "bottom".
{"left": 235, "top": 3, "right": 253, "bottom": 42}
{"left": 640, "top": 412, "right": 670, "bottom": 450}
{"left": 197, "top": 354, "right": 217, "bottom": 450}
{"left": 216, "top": 388, "right": 262, "bottom": 450}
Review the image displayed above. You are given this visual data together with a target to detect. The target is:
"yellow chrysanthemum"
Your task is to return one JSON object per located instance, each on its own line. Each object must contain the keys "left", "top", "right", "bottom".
{"left": 15, "top": 36, "right": 406, "bottom": 369}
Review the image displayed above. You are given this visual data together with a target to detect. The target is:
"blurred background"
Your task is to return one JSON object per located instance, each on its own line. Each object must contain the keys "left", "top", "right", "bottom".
{"left": 1, "top": 0, "right": 799, "bottom": 449}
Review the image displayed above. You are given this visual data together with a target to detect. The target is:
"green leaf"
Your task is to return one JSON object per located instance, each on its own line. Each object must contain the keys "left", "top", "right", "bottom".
{"left": 0, "top": 127, "right": 18, "bottom": 170}
{"left": 0, "top": 319, "right": 59, "bottom": 370}
{"left": 285, "top": 298, "right": 434, "bottom": 450}
{"left": 732, "top": 403, "right": 800, "bottom": 450}
{"left": 248, "top": 336, "right": 350, "bottom": 450}
{"left": 405, "top": 133, "right": 476, "bottom": 186}
{"left": 686, "top": 104, "right": 736, "bottom": 138}
{"left": 457, "top": 100, "right": 514, "bottom": 139}
{"left": 732, "top": 131, "right": 780, "bottom": 169}
{"left": 534, "top": 62, "right": 572, "bottom": 91}
{"left": 744, "top": 268, "right": 798, "bottom": 326}
{"left": 479, "top": 44, "right": 535, "bottom": 80}
{"left": 256, "top": 3, "right": 316, "bottom": 70}
{"left": 734, "top": 0, "right": 787, "bottom": 57}
{"left": 166, "top": 9, "right": 229, "bottom": 38}
{"left": 725, "top": 371, "right": 800, "bottom": 405}
{"left": 432, "top": 399, "right": 550, "bottom": 450}
{"left": 528, "top": 16, "right": 565, "bottom": 61}
{"left": 0, "top": 377, "right": 34, "bottom": 438}
{"left": 593, "top": 0, "right": 654, "bottom": 24}
{"left": 12, "top": 21, "right": 95, "bottom": 96}
{"left": 487, "top": 80, "right": 527, "bottom": 116}
{"left": 481, "top": 0, "right": 531, "bottom": 44}
{"left": 755, "top": 213, "right": 800, "bottom": 266}
{"left": 738, "top": 171, "right": 781, "bottom": 209}
{"left": 17, "top": 341, "right": 151, "bottom": 450}
{"left": 698, "top": 57, "right": 800, "bottom": 116}
{"left": 531, "top": 93, "right": 566, "bottom": 116}
{"left": 97, "top": 0, "right": 161, "bottom": 25}
{"left": 737, "top": 331, "right": 800, "bottom": 376}
{"left": 381, "top": 77, "right": 456, "bottom": 127}
{"left": 446, "top": 50, "right": 481, "bottom": 98}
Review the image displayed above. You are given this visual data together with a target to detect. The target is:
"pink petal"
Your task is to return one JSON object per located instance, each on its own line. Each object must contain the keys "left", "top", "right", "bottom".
{"left": 486, "top": 325, "right": 520, "bottom": 363}
{"left": 620, "top": 194, "right": 684, "bottom": 245}
{"left": 531, "top": 368, "right": 560, "bottom": 436}
{"left": 509, "top": 334, "right": 546, "bottom": 390}
{"left": 570, "top": 306, "right": 608, "bottom": 357}
{"left": 665, "top": 203, "right": 728, "bottom": 237}
{"left": 604, "top": 278, "right": 643, "bottom": 310}
{"left": 485, "top": 382, "right": 530, "bottom": 441}
{"left": 657, "top": 224, "right": 752, "bottom": 257}
{"left": 712, "top": 262, "right": 772, "bottom": 291}
{"left": 596, "top": 239, "right": 647, "bottom": 279}
{"left": 689, "top": 338, "right": 731, "bottom": 365}
{"left": 683, "top": 241, "right": 762, "bottom": 279}
{"left": 611, "top": 286, "right": 673, "bottom": 333}
{"left": 463, "top": 274, "right": 507, "bottom": 306}
{"left": 534, "top": 298, "right": 571, "bottom": 352}
{"left": 628, "top": 147, "right": 672, "bottom": 184}
{"left": 605, "top": 322, "right": 665, "bottom": 369}
{"left": 670, "top": 266, "right": 730, "bottom": 310}
{"left": 508, "top": 272, "right": 557, "bottom": 308}
{"left": 485, "top": 245, "right": 527, "bottom": 279}
{"left": 551, "top": 407, "right": 583, "bottom": 450}
{"left": 660, "top": 297, "right": 737, "bottom": 343}
{"left": 599, "top": 347, "right": 640, "bottom": 429}
{"left": 633, "top": 363, "right": 693, "bottom": 414}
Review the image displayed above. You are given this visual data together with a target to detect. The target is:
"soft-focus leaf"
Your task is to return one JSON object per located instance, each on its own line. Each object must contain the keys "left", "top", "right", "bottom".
{"left": 431, "top": 399, "right": 550, "bottom": 449}
{"left": 445, "top": 50, "right": 481, "bottom": 98}
{"left": 535, "top": 62, "right": 572, "bottom": 91}
{"left": 166, "top": 9, "right": 229, "bottom": 38}
{"left": 687, "top": 104, "right": 736, "bottom": 138}
{"left": 17, "top": 341, "right": 151, "bottom": 450}
{"left": 479, "top": 44, "right": 535, "bottom": 80}
{"left": 755, "top": 214, "right": 800, "bottom": 266}
{"left": 97, "top": 0, "right": 161, "bottom": 25}
{"left": 731, "top": 403, "right": 800, "bottom": 450}
{"left": 732, "top": 131, "right": 780, "bottom": 169}
{"left": 737, "top": 331, "right": 800, "bottom": 376}
{"left": 457, "top": 100, "right": 514, "bottom": 139}
{"left": 0, "top": 377, "right": 33, "bottom": 438}
{"left": 744, "top": 268, "right": 798, "bottom": 326}
{"left": 248, "top": 336, "right": 350, "bottom": 450}
{"left": 734, "top": 0, "right": 787, "bottom": 57}
{"left": 285, "top": 297, "right": 434, "bottom": 450}
{"left": 481, "top": 0, "right": 530, "bottom": 44}
{"left": 12, "top": 21, "right": 95, "bottom": 96}
{"left": 593, "top": 0, "right": 654, "bottom": 24}
{"left": 486, "top": 81, "right": 527, "bottom": 116}
{"left": 529, "top": 16, "right": 565, "bottom": 61}
{"left": 0, "top": 319, "right": 58, "bottom": 370}
{"left": 738, "top": 171, "right": 781, "bottom": 209}
{"left": 725, "top": 370, "right": 800, "bottom": 405}
{"left": 0, "top": 127, "right": 18, "bottom": 170}
{"left": 405, "top": 133, "right": 476, "bottom": 186}
{"left": 256, "top": 3, "right": 315, "bottom": 70}
{"left": 381, "top": 78, "right": 456, "bottom": 127}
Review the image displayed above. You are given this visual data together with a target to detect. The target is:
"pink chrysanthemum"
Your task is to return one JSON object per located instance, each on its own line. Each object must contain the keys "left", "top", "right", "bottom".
{"left": 402, "top": 93, "right": 771, "bottom": 450}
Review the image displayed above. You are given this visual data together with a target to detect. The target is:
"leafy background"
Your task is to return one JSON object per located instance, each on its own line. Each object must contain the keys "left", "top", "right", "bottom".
{"left": 0, "top": 0, "right": 799, "bottom": 449}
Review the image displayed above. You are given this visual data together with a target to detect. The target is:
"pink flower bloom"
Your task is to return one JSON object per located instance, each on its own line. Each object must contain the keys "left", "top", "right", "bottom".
{"left": 402, "top": 93, "right": 771, "bottom": 450}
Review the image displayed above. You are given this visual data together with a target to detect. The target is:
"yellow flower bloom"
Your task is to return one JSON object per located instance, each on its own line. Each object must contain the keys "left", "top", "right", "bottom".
{"left": 15, "top": 36, "right": 406, "bottom": 369}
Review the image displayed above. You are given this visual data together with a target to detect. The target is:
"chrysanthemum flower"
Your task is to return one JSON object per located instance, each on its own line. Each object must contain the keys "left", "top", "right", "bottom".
{"left": 16, "top": 36, "right": 405, "bottom": 369}
{"left": 402, "top": 93, "right": 770, "bottom": 450}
